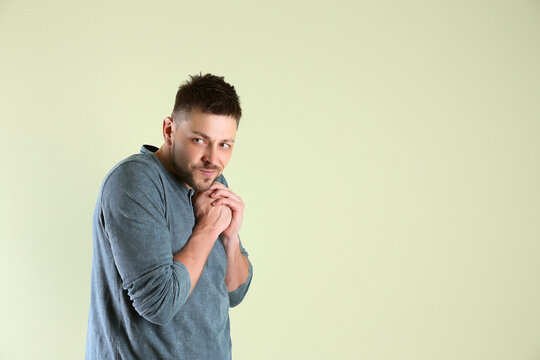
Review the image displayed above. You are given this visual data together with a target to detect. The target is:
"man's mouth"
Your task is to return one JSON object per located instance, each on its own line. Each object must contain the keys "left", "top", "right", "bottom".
{"left": 198, "top": 168, "right": 219, "bottom": 178}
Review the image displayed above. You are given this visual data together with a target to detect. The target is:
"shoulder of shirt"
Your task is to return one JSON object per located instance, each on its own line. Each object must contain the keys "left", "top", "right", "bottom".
{"left": 216, "top": 174, "right": 228, "bottom": 187}
{"left": 101, "top": 152, "right": 163, "bottom": 189}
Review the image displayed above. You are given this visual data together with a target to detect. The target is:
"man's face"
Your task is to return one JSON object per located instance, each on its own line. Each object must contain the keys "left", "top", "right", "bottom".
{"left": 169, "top": 110, "right": 237, "bottom": 191}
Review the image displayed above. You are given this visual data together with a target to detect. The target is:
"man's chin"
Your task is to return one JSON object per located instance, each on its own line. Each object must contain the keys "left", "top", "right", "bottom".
{"left": 191, "top": 176, "right": 219, "bottom": 192}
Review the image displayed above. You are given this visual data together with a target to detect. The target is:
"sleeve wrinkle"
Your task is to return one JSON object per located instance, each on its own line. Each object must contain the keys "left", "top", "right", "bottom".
{"left": 127, "top": 262, "right": 191, "bottom": 325}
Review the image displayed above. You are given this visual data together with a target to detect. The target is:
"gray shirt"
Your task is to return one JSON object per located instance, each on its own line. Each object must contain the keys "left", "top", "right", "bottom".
{"left": 85, "top": 145, "right": 252, "bottom": 360}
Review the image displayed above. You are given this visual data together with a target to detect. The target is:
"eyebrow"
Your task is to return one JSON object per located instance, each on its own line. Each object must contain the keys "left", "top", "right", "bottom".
{"left": 192, "top": 130, "right": 235, "bottom": 143}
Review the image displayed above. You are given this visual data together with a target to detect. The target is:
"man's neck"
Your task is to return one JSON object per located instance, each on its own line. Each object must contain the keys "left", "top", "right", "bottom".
{"left": 154, "top": 146, "right": 192, "bottom": 190}
{"left": 154, "top": 146, "right": 174, "bottom": 175}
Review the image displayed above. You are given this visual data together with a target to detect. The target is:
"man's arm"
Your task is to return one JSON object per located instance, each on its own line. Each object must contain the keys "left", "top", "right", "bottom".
{"left": 173, "top": 191, "right": 232, "bottom": 294}
{"left": 207, "top": 182, "right": 252, "bottom": 294}
{"left": 221, "top": 234, "right": 251, "bottom": 292}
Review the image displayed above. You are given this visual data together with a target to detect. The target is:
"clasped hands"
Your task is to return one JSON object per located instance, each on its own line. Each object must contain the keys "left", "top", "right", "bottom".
{"left": 193, "top": 182, "right": 244, "bottom": 244}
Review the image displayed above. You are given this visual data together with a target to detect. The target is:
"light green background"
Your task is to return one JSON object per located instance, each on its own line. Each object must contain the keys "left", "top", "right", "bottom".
{"left": 1, "top": 1, "right": 539, "bottom": 359}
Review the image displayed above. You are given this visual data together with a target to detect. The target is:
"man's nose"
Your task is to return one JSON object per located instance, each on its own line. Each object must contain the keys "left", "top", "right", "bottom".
{"left": 202, "top": 146, "right": 218, "bottom": 166}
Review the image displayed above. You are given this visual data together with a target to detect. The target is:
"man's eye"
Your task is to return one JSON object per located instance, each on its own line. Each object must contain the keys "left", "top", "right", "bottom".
{"left": 221, "top": 143, "right": 231, "bottom": 149}
{"left": 193, "top": 138, "right": 204, "bottom": 144}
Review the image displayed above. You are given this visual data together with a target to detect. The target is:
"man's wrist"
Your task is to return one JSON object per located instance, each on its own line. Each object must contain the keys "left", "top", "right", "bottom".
{"left": 192, "top": 224, "right": 221, "bottom": 241}
{"left": 220, "top": 233, "right": 241, "bottom": 253}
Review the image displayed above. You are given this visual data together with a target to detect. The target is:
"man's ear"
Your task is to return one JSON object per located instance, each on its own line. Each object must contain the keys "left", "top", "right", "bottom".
{"left": 162, "top": 117, "right": 175, "bottom": 144}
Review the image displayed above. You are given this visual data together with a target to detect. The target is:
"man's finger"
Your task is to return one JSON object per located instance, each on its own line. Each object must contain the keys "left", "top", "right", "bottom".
{"left": 212, "top": 198, "right": 244, "bottom": 210}
{"left": 211, "top": 182, "right": 227, "bottom": 189}
{"left": 210, "top": 189, "right": 240, "bottom": 201}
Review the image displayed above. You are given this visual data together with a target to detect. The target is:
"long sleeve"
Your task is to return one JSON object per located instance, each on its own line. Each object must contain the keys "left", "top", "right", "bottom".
{"left": 100, "top": 160, "right": 191, "bottom": 325}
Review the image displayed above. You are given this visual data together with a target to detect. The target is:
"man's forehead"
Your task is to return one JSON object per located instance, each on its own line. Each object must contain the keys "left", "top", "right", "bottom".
{"left": 185, "top": 111, "right": 236, "bottom": 125}
{"left": 179, "top": 113, "right": 236, "bottom": 137}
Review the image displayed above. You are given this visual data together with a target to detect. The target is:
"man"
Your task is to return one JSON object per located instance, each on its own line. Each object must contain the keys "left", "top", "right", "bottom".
{"left": 85, "top": 74, "right": 253, "bottom": 359}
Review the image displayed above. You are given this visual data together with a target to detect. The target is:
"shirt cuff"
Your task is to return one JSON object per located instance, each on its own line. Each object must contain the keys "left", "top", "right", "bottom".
{"left": 228, "top": 261, "right": 253, "bottom": 307}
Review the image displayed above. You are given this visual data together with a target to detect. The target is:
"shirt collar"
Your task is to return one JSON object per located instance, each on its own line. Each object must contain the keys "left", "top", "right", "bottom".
{"left": 140, "top": 144, "right": 159, "bottom": 154}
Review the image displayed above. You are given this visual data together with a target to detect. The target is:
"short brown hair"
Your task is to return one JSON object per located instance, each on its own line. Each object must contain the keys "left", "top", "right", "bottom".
{"left": 172, "top": 73, "right": 242, "bottom": 125}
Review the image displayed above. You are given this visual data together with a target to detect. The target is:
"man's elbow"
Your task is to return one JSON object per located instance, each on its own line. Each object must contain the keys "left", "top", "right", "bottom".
{"left": 126, "top": 262, "right": 192, "bottom": 325}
